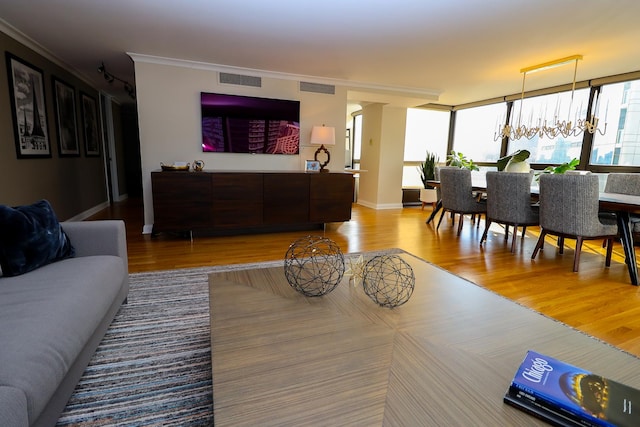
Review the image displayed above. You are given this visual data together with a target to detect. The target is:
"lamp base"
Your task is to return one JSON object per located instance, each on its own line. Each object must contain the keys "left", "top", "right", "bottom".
{"left": 314, "top": 144, "right": 331, "bottom": 173}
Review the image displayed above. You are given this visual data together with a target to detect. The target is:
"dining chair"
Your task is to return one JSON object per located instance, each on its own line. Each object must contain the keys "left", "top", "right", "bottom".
{"left": 437, "top": 167, "right": 487, "bottom": 236}
{"left": 601, "top": 172, "right": 640, "bottom": 243}
{"left": 531, "top": 173, "right": 618, "bottom": 272}
{"left": 604, "top": 173, "right": 640, "bottom": 196}
{"left": 480, "top": 171, "right": 539, "bottom": 253}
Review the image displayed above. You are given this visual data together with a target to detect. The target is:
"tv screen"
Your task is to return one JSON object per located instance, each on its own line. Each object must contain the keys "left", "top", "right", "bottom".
{"left": 201, "top": 92, "right": 300, "bottom": 154}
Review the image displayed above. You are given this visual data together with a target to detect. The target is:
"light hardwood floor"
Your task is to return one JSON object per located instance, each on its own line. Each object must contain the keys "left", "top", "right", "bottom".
{"left": 90, "top": 198, "right": 640, "bottom": 358}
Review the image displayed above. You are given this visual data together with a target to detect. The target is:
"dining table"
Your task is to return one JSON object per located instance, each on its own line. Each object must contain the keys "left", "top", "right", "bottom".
{"left": 425, "top": 179, "right": 640, "bottom": 286}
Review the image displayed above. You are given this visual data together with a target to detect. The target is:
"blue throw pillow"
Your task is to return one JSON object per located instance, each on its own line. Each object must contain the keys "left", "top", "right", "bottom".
{"left": 0, "top": 200, "right": 75, "bottom": 277}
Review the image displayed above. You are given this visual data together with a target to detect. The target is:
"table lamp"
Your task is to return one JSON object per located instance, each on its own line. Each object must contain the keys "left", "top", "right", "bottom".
{"left": 310, "top": 125, "right": 335, "bottom": 173}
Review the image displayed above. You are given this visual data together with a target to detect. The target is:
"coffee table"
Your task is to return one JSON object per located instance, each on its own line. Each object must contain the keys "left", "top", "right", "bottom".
{"left": 209, "top": 252, "right": 640, "bottom": 426}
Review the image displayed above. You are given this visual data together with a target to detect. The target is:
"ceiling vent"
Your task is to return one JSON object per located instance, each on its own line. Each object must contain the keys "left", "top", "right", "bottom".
{"left": 299, "top": 81, "right": 335, "bottom": 95}
{"left": 219, "top": 72, "right": 262, "bottom": 87}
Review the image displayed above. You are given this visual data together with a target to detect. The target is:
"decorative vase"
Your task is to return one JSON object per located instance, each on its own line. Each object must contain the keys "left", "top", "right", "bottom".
{"left": 504, "top": 159, "right": 531, "bottom": 173}
{"left": 420, "top": 188, "right": 438, "bottom": 203}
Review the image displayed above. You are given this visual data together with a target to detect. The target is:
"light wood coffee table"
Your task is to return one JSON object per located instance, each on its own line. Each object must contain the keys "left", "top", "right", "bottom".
{"left": 209, "top": 252, "right": 640, "bottom": 426}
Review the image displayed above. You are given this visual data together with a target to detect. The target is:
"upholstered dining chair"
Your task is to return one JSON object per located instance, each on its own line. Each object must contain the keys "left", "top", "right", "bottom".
{"left": 531, "top": 173, "right": 618, "bottom": 272}
{"left": 601, "top": 172, "right": 640, "bottom": 243}
{"left": 604, "top": 173, "right": 640, "bottom": 196}
{"left": 480, "top": 171, "right": 539, "bottom": 253}
{"left": 437, "top": 167, "right": 487, "bottom": 236}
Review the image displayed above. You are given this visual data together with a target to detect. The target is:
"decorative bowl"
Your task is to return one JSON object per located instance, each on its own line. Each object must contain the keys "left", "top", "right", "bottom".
{"left": 160, "top": 162, "right": 190, "bottom": 171}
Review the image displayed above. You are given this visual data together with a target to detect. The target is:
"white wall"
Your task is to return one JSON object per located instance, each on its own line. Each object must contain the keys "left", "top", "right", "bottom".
{"left": 358, "top": 104, "right": 406, "bottom": 209}
{"left": 132, "top": 57, "right": 347, "bottom": 232}
{"left": 378, "top": 106, "right": 407, "bottom": 207}
{"left": 358, "top": 103, "right": 383, "bottom": 207}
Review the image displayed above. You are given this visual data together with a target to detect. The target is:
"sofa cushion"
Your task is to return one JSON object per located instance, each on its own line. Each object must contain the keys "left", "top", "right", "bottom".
{"left": 0, "top": 386, "right": 28, "bottom": 427}
{"left": 0, "top": 200, "right": 75, "bottom": 277}
{"left": 0, "top": 255, "right": 125, "bottom": 423}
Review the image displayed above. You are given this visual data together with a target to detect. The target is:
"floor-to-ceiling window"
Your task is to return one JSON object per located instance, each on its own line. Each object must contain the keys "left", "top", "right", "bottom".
{"left": 395, "top": 72, "right": 640, "bottom": 196}
{"left": 590, "top": 80, "right": 640, "bottom": 166}
{"left": 452, "top": 103, "right": 506, "bottom": 164}
{"left": 351, "top": 113, "right": 362, "bottom": 169}
{"left": 402, "top": 108, "right": 449, "bottom": 187}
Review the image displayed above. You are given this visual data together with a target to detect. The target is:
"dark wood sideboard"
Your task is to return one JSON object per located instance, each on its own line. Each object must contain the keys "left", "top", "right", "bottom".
{"left": 151, "top": 171, "right": 354, "bottom": 235}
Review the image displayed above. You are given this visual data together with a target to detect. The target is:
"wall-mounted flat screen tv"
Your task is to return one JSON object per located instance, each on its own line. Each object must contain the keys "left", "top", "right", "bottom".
{"left": 201, "top": 92, "right": 300, "bottom": 154}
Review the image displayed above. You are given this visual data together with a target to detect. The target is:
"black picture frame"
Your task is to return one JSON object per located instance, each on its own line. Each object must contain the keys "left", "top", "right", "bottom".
{"left": 80, "top": 91, "right": 100, "bottom": 157}
{"left": 52, "top": 76, "right": 80, "bottom": 157}
{"left": 5, "top": 52, "right": 51, "bottom": 158}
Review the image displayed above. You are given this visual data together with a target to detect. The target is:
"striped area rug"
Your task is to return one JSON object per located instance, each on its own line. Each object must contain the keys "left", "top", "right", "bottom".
{"left": 57, "top": 250, "right": 400, "bottom": 426}
{"left": 56, "top": 259, "right": 282, "bottom": 426}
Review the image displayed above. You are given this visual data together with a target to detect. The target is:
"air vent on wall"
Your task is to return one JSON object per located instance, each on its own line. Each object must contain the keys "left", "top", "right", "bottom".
{"left": 299, "top": 81, "right": 335, "bottom": 95}
{"left": 219, "top": 72, "right": 262, "bottom": 87}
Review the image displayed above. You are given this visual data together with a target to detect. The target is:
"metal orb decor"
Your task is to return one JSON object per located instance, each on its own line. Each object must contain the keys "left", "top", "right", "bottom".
{"left": 284, "top": 236, "right": 345, "bottom": 297}
{"left": 362, "top": 255, "right": 415, "bottom": 308}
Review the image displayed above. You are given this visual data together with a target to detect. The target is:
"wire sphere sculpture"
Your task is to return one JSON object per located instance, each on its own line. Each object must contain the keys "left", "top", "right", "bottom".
{"left": 284, "top": 236, "right": 345, "bottom": 297}
{"left": 362, "top": 255, "right": 415, "bottom": 308}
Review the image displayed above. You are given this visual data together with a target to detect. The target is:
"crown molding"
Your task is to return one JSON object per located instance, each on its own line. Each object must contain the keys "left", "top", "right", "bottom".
{"left": 0, "top": 19, "right": 56, "bottom": 63}
{"left": 1, "top": 19, "right": 94, "bottom": 85}
{"left": 127, "top": 52, "right": 441, "bottom": 101}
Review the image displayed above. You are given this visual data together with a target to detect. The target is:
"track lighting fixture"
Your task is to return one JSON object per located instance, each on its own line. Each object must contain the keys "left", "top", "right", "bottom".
{"left": 97, "top": 62, "right": 136, "bottom": 99}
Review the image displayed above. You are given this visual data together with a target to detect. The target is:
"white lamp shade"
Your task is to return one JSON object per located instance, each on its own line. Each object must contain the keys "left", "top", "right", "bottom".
{"left": 310, "top": 126, "right": 335, "bottom": 146}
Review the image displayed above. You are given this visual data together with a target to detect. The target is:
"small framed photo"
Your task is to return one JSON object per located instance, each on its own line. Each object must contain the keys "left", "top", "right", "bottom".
{"left": 305, "top": 160, "right": 320, "bottom": 172}
{"left": 5, "top": 52, "right": 51, "bottom": 158}
{"left": 80, "top": 91, "right": 100, "bottom": 156}
{"left": 52, "top": 76, "right": 80, "bottom": 156}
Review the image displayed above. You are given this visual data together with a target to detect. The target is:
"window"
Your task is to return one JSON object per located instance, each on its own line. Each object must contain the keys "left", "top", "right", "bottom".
{"left": 507, "top": 88, "right": 590, "bottom": 164}
{"left": 351, "top": 113, "right": 362, "bottom": 169}
{"left": 590, "top": 80, "right": 640, "bottom": 166}
{"left": 402, "top": 108, "right": 450, "bottom": 187}
{"left": 404, "top": 108, "right": 449, "bottom": 161}
{"left": 453, "top": 103, "right": 505, "bottom": 163}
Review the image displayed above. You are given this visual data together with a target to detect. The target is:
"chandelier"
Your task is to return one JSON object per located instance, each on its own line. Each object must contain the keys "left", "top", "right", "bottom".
{"left": 494, "top": 55, "right": 607, "bottom": 141}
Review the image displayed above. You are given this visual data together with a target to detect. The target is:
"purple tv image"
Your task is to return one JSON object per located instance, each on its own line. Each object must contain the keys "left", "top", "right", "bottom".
{"left": 201, "top": 92, "right": 300, "bottom": 155}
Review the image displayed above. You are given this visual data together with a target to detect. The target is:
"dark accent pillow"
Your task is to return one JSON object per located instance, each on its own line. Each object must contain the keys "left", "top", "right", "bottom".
{"left": 0, "top": 199, "right": 75, "bottom": 277}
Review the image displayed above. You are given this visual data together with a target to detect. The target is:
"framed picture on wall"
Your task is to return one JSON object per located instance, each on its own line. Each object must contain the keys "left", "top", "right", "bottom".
{"left": 5, "top": 52, "right": 51, "bottom": 158}
{"left": 80, "top": 91, "right": 100, "bottom": 156}
{"left": 52, "top": 77, "right": 80, "bottom": 156}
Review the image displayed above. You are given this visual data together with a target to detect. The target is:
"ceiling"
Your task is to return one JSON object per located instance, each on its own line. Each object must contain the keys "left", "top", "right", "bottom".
{"left": 2, "top": 0, "right": 640, "bottom": 109}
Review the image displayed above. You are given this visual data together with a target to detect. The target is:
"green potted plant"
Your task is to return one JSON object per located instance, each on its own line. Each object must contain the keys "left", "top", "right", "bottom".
{"left": 446, "top": 150, "right": 479, "bottom": 171}
{"left": 418, "top": 151, "right": 439, "bottom": 205}
{"left": 536, "top": 158, "right": 580, "bottom": 180}
{"left": 497, "top": 149, "right": 531, "bottom": 172}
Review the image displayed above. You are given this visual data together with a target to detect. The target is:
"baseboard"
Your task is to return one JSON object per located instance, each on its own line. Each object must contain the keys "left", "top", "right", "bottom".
{"left": 376, "top": 202, "right": 404, "bottom": 209}
{"left": 356, "top": 200, "right": 404, "bottom": 210}
{"left": 67, "top": 201, "right": 111, "bottom": 222}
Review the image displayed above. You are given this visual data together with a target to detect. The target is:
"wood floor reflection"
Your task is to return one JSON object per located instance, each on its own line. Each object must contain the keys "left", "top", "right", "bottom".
{"left": 91, "top": 198, "right": 640, "bottom": 358}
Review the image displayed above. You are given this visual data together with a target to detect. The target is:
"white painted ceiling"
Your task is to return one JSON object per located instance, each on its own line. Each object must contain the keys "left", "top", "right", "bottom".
{"left": 2, "top": 0, "right": 640, "bottom": 107}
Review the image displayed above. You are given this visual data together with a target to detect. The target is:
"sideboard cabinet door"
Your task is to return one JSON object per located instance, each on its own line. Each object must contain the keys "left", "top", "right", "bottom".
{"left": 310, "top": 173, "right": 354, "bottom": 223}
{"left": 151, "top": 171, "right": 212, "bottom": 233}
{"left": 263, "top": 173, "right": 310, "bottom": 225}
{"left": 210, "top": 173, "right": 263, "bottom": 229}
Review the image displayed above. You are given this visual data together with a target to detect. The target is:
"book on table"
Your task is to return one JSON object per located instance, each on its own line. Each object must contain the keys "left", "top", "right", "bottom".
{"left": 504, "top": 350, "right": 640, "bottom": 427}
